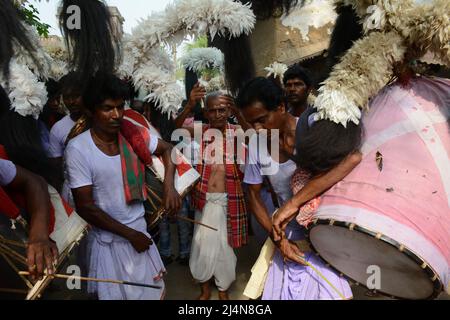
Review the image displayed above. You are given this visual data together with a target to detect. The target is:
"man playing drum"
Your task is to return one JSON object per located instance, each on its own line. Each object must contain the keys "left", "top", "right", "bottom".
{"left": 0, "top": 159, "right": 58, "bottom": 280}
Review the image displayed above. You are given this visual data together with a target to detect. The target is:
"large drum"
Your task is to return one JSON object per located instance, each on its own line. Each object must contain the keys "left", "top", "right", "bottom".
{"left": 0, "top": 185, "right": 88, "bottom": 300}
{"left": 306, "top": 77, "right": 450, "bottom": 299}
{"left": 145, "top": 151, "right": 200, "bottom": 229}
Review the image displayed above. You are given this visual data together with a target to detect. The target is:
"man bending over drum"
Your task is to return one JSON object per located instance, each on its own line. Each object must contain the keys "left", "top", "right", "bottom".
{"left": 0, "top": 159, "right": 58, "bottom": 280}
{"left": 176, "top": 86, "right": 249, "bottom": 300}
{"left": 65, "top": 74, "right": 181, "bottom": 300}
{"left": 237, "top": 77, "right": 353, "bottom": 300}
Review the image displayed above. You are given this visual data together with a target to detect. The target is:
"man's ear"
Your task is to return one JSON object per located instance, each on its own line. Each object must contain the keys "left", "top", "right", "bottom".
{"left": 277, "top": 102, "right": 286, "bottom": 113}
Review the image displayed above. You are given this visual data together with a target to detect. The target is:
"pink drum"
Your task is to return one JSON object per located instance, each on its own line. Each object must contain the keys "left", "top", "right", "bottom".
{"left": 307, "top": 77, "right": 450, "bottom": 299}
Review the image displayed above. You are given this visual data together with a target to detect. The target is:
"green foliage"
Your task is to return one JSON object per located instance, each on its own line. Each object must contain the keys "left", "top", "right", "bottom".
{"left": 18, "top": 1, "right": 51, "bottom": 38}
{"left": 185, "top": 35, "right": 208, "bottom": 52}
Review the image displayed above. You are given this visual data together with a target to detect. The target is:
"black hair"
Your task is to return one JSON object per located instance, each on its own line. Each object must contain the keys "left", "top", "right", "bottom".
{"left": 0, "top": 0, "right": 40, "bottom": 80}
{"left": 209, "top": 34, "right": 255, "bottom": 96}
{"left": 40, "top": 79, "right": 64, "bottom": 129}
{"left": 283, "top": 64, "right": 313, "bottom": 87}
{"left": 236, "top": 77, "right": 284, "bottom": 111}
{"left": 59, "top": 71, "right": 83, "bottom": 96}
{"left": 318, "top": 5, "right": 363, "bottom": 83}
{"left": 45, "top": 78, "right": 61, "bottom": 99}
{"left": 239, "top": 0, "right": 301, "bottom": 20}
{"left": 83, "top": 73, "right": 130, "bottom": 112}
{"left": 0, "top": 85, "right": 10, "bottom": 117}
{"left": 59, "top": 0, "right": 119, "bottom": 86}
{"left": 295, "top": 119, "right": 362, "bottom": 176}
{"left": 145, "top": 100, "right": 175, "bottom": 143}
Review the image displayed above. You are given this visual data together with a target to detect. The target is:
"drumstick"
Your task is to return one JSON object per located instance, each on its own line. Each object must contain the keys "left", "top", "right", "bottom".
{"left": 18, "top": 271, "right": 162, "bottom": 290}
{"left": 0, "top": 288, "right": 28, "bottom": 295}
{"left": 0, "top": 235, "right": 27, "bottom": 248}
{"left": 175, "top": 215, "right": 218, "bottom": 231}
{"left": 299, "top": 257, "right": 347, "bottom": 300}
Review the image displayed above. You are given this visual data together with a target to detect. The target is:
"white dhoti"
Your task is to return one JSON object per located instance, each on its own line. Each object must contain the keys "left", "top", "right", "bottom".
{"left": 88, "top": 216, "right": 166, "bottom": 300}
{"left": 189, "top": 193, "right": 236, "bottom": 291}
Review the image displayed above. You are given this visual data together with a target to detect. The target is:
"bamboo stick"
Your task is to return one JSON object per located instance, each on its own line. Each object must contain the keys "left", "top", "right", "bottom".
{"left": 175, "top": 215, "right": 218, "bottom": 231}
{"left": 19, "top": 271, "right": 162, "bottom": 290}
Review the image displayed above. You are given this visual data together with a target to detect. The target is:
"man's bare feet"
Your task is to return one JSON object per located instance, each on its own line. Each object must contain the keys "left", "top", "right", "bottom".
{"left": 218, "top": 290, "right": 229, "bottom": 300}
{"left": 197, "top": 282, "right": 211, "bottom": 300}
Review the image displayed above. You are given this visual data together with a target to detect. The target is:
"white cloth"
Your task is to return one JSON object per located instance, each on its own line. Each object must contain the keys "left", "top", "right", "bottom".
{"left": 65, "top": 130, "right": 158, "bottom": 225}
{"left": 48, "top": 115, "right": 76, "bottom": 204}
{"left": 48, "top": 115, "right": 75, "bottom": 158}
{"left": 65, "top": 129, "right": 163, "bottom": 300}
{"left": 88, "top": 217, "right": 165, "bottom": 300}
{"left": 244, "top": 134, "right": 297, "bottom": 206}
{"left": 189, "top": 193, "right": 236, "bottom": 291}
{"left": 0, "top": 159, "right": 16, "bottom": 186}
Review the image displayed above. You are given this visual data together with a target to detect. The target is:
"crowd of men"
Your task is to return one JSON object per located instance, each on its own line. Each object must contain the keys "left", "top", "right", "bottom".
{"left": 1, "top": 57, "right": 362, "bottom": 300}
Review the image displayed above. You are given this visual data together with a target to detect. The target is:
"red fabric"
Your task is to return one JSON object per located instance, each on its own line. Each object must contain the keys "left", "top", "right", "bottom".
{"left": 192, "top": 124, "right": 248, "bottom": 248}
{"left": 0, "top": 187, "right": 20, "bottom": 219}
{"left": 124, "top": 109, "right": 151, "bottom": 130}
{"left": 0, "top": 146, "right": 20, "bottom": 219}
{"left": 121, "top": 118, "right": 153, "bottom": 166}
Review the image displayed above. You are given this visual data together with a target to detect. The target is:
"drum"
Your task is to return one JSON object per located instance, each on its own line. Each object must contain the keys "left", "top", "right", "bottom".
{"left": 145, "top": 150, "right": 200, "bottom": 229}
{"left": 305, "top": 77, "right": 450, "bottom": 300}
{"left": 0, "top": 185, "right": 88, "bottom": 300}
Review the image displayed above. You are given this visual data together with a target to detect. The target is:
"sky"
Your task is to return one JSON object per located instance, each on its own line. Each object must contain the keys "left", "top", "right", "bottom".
{"left": 32, "top": 0, "right": 174, "bottom": 36}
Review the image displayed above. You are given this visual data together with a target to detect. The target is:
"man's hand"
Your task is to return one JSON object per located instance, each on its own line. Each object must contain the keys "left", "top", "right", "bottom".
{"left": 187, "top": 83, "right": 206, "bottom": 109}
{"left": 277, "top": 238, "right": 307, "bottom": 266}
{"left": 27, "top": 236, "right": 58, "bottom": 281}
{"left": 163, "top": 185, "right": 182, "bottom": 214}
{"left": 127, "top": 230, "right": 153, "bottom": 253}
{"left": 272, "top": 201, "right": 299, "bottom": 241}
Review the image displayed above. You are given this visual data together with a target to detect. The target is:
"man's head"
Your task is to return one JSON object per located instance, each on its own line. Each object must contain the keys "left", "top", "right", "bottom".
{"left": 203, "top": 91, "right": 230, "bottom": 131}
{"left": 237, "top": 77, "right": 285, "bottom": 131}
{"left": 45, "top": 79, "right": 62, "bottom": 112}
{"left": 59, "top": 72, "right": 84, "bottom": 115}
{"left": 83, "top": 73, "right": 130, "bottom": 135}
{"left": 283, "top": 64, "right": 312, "bottom": 106}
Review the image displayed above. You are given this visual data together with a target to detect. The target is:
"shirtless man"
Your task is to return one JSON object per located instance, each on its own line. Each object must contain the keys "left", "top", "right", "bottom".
{"left": 176, "top": 86, "right": 248, "bottom": 300}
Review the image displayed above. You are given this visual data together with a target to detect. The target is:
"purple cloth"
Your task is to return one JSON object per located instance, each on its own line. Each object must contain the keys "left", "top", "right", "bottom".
{"left": 0, "top": 159, "right": 16, "bottom": 186}
{"left": 262, "top": 225, "right": 353, "bottom": 300}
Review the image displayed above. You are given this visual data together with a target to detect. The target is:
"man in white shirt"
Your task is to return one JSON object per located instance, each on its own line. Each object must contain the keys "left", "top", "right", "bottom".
{"left": 65, "top": 74, "right": 181, "bottom": 300}
{"left": 48, "top": 73, "right": 84, "bottom": 203}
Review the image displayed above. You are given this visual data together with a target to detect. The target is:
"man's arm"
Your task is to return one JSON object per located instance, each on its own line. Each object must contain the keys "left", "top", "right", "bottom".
{"left": 247, "top": 183, "right": 273, "bottom": 234}
{"left": 72, "top": 186, "right": 153, "bottom": 253}
{"left": 174, "top": 83, "right": 206, "bottom": 129}
{"left": 219, "top": 95, "right": 252, "bottom": 131}
{"left": 8, "top": 166, "right": 58, "bottom": 280}
{"left": 153, "top": 139, "right": 182, "bottom": 212}
{"left": 247, "top": 182, "right": 306, "bottom": 265}
{"left": 273, "top": 151, "right": 363, "bottom": 240}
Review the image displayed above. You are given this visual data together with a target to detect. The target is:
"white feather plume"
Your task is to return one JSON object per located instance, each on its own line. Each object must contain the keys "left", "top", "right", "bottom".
{"left": 0, "top": 59, "right": 48, "bottom": 120}
{"left": 265, "top": 62, "right": 288, "bottom": 81}
{"left": 181, "top": 47, "right": 224, "bottom": 73}
{"left": 131, "top": 47, "right": 184, "bottom": 118}
{"left": 129, "top": 0, "right": 255, "bottom": 64}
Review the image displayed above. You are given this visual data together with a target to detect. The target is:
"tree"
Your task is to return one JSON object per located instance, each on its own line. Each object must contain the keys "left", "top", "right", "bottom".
{"left": 17, "top": 0, "right": 51, "bottom": 37}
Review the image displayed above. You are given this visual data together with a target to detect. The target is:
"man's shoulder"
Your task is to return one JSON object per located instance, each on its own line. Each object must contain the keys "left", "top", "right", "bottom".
{"left": 66, "top": 130, "right": 91, "bottom": 152}
{"left": 51, "top": 115, "right": 73, "bottom": 134}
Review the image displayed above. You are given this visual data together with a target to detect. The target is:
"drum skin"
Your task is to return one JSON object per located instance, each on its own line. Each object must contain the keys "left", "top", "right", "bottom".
{"left": 308, "top": 77, "right": 450, "bottom": 299}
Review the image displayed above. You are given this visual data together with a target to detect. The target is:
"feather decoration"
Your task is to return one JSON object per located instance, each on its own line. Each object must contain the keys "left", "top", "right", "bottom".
{"left": 0, "top": 59, "right": 48, "bottom": 120}
{"left": 264, "top": 62, "right": 288, "bottom": 81}
{"left": 181, "top": 47, "right": 224, "bottom": 73}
